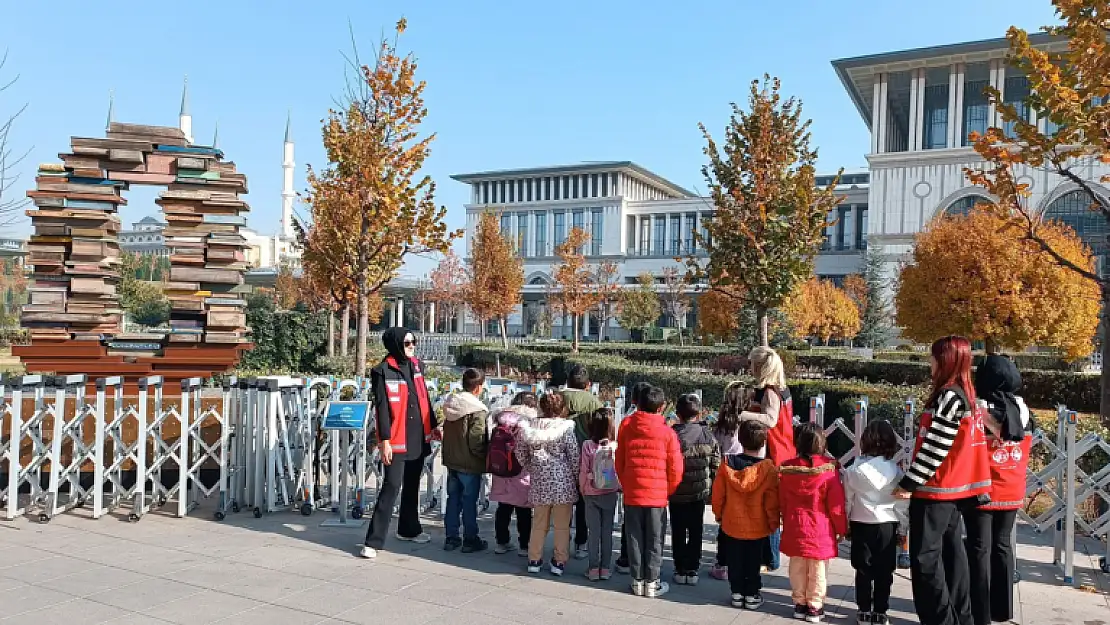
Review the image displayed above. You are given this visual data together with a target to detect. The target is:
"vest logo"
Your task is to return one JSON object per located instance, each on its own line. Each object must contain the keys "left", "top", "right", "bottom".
{"left": 992, "top": 447, "right": 1010, "bottom": 464}
{"left": 1010, "top": 447, "right": 1023, "bottom": 462}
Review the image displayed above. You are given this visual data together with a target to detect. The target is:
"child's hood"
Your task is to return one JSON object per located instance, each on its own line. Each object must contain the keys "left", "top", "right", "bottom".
{"left": 844, "top": 455, "right": 900, "bottom": 493}
{"left": 442, "top": 392, "right": 487, "bottom": 422}
{"left": 722, "top": 455, "right": 776, "bottom": 494}
{"left": 780, "top": 455, "right": 839, "bottom": 494}
{"left": 492, "top": 405, "right": 537, "bottom": 427}
{"left": 519, "top": 417, "right": 575, "bottom": 443}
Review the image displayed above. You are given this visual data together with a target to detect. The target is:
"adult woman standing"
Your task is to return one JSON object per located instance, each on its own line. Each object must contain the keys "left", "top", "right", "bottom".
{"left": 739, "top": 346, "right": 796, "bottom": 572}
{"left": 894, "top": 336, "right": 991, "bottom": 625}
{"left": 965, "top": 353, "right": 1032, "bottom": 625}
{"left": 361, "top": 328, "right": 437, "bottom": 559}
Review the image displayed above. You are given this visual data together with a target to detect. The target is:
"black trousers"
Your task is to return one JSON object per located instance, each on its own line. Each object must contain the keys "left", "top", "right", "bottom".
{"left": 618, "top": 521, "right": 628, "bottom": 563}
{"left": 625, "top": 505, "right": 665, "bottom": 582}
{"left": 909, "top": 497, "right": 976, "bottom": 625}
{"left": 851, "top": 521, "right": 898, "bottom": 614}
{"left": 575, "top": 494, "right": 588, "bottom": 547}
{"left": 723, "top": 533, "right": 766, "bottom": 596}
{"left": 669, "top": 500, "right": 706, "bottom": 574}
{"left": 494, "top": 503, "right": 532, "bottom": 549}
{"left": 962, "top": 508, "right": 1018, "bottom": 625}
{"left": 364, "top": 457, "right": 424, "bottom": 549}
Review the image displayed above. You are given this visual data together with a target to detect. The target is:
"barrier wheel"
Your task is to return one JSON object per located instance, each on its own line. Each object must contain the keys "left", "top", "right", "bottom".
{"left": 253, "top": 507, "right": 262, "bottom": 519}
{"left": 1100, "top": 557, "right": 1109, "bottom": 574}
{"left": 38, "top": 513, "right": 49, "bottom": 524}
{"left": 74, "top": 499, "right": 85, "bottom": 509}
{"left": 300, "top": 503, "right": 313, "bottom": 516}
{"left": 351, "top": 506, "right": 364, "bottom": 520}
{"left": 480, "top": 499, "right": 490, "bottom": 513}
{"left": 231, "top": 502, "right": 241, "bottom": 514}
{"left": 214, "top": 511, "right": 226, "bottom": 521}
{"left": 128, "top": 513, "right": 140, "bottom": 523}
{"left": 1013, "top": 569, "right": 1021, "bottom": 583}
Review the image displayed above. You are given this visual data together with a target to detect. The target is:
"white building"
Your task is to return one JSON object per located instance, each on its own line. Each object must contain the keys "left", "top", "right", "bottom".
{"left": 119, "top": 216, "right": 170, "bottom": 256}
{"left": 452, "top": 163, "right": 869, "bottom": 339}
{"left": 832, "top": 33, "right": 1110, "bottom": 283}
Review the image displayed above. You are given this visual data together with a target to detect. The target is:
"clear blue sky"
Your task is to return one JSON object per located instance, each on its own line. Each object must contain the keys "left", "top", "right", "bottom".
{"left": 0, "top": 0, "right": 1057, "bottom": 277}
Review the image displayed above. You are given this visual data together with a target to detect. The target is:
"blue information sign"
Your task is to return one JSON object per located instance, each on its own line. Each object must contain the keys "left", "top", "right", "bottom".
{"left": 322, "top": 401, "right": 371, "bottom": 430}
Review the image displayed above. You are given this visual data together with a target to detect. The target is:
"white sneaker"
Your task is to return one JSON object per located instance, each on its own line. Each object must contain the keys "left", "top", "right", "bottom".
{"left": 396, "top": 532, "right": 431, "bottom": 544}
{"left": 672, "top": 573, "right": 689, "bottom": 585}
{"left": 494, "top": 542, "right": 515, "bottom": 555}
{"left": 517, "top": 548, "right": 529, "bottom": 557}
{"left": 631, "top": 579, "right": 646, "bottom": 596}
{"left": 574, "top": 546, "right": 589, "bottom": 560}
{"left": 686, "top": 573, "right": 699, "bottom": 586}
{"left": 359, "top": 546, "right": 378, "bottom": 559}
{"left": 645, "top": 580, "right": 669, "bottom": 598}
{"left": 731, "top": 593, "right": 745, "bottom": 608}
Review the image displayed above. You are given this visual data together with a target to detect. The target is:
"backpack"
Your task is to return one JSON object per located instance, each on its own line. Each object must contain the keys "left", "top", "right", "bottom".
{"left": 591, "top": 443, "right": 619, "bottom": 491}
{"left": 487, "top": 423, "right": 522, "bottom": 477}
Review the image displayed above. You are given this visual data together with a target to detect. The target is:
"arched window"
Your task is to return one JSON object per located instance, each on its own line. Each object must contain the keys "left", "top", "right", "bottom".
{"left": 528, "top": 276, "right": 549, "bottom": 286}
{"left": 944, "top": 195, "right": 994, "bottom": 217}
{"left": 1043, "top": 190, "right": 1109, "bottom": 265}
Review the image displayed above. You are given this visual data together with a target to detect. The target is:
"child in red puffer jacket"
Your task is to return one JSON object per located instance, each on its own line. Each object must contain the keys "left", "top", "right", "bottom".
{"left": 779, "top": 423, "right": 847, "bottom": 624}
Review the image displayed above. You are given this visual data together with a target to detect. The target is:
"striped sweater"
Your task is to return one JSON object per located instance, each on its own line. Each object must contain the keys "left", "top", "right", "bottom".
{"left": 899, "top": 389, "right": 967, "bottom": 492}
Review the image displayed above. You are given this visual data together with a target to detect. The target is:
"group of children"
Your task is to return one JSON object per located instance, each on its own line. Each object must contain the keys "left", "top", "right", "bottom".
{"left": 438, "top": 356, "right": 910, "bottom": 625}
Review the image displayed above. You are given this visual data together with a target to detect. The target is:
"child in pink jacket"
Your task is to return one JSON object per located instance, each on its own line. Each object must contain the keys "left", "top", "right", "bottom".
{"left": 489, "top": 392, "right": 537, "bottom": 556}
{"left": 778, "top": 423, "right": 847, "bottom": 624}
{"left": 578, "top": 408, "right": 620, "bottom": 581}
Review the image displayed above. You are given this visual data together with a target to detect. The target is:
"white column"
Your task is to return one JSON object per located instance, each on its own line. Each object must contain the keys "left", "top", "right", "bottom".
{"left": 946, "top": 64, "right": 959, "bottom": 148}
{"left": 876, "top": 74, "right": 889, "bottom": 153}
{"left": 988, "top": 59, "right": 1003, "bottom": 128}
{"left": 871, "top": 78, "right": 883, "bottom": 154}
{"left": 396, "top": 298, "right": 404, "bottom": 328}
{"left": 427, "top": 302, "right": 436, "bottom": 333}
{"left": 662, "top": 212, "right": 670, "bottom": 255}
{"left": 908, "top": 68, "right": 922, "bottom": 151}
{"left": 952, "top": 63, "right": 966, "bottom": 147}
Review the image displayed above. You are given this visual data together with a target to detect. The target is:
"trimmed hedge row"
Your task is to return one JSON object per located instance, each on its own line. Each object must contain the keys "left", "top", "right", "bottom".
{"left": 871, "top": 350, "right": 1084, "bottom": 372}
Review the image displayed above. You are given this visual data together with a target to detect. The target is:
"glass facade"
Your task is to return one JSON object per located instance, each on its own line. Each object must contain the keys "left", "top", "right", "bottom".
{"left": 670, "top": 215, "right": 681, "bottom": 255}
{"left": 885, "top": 71, "right": 912, "bottom": 152}
{"left": 639, "top": 218, "right": 650, "bottom": 255}
{"left": 653, "top": 216, "right": 665, "bottom": 254}
{"left": 591, "top": 208, "right": 603, "bottom": 256}
{"left": 535, "top": 212, "right": 547, "bottom": 256}
{"left": 945, "top": 195, "right": 992, "bottom": 217}
{"left": 572, "top": 210, "right": 585, "bottom": 236}
{"left": 500, "top": 214, "right": 512, "bottom": 240}
{"left": 686, "top": 213, "right": 697, "bottom": 252}
{"left": 516, "top": 213, "right": 528, "bottom": 256}
{"left": 1002, "top": 73, "right": 1030, "bottom": 138}
{"left": 923, "top": 68, "right": 950, "bottom": 149}
{"left": 856, "top": 207, "right": 868, "bottom": 250}
{"left": 963, "top": 63, "right": 990, "bottom": 146}
{"left": 554, "top": 212, "right": 565, "bottom": 246}
{"left": 1044, "top": 191, "right": 1108, "bottom": 260}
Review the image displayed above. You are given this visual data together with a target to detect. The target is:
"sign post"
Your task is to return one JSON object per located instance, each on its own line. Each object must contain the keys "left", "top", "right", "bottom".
{"left": 320, "top": 400, "right": 371, "bottom": 529}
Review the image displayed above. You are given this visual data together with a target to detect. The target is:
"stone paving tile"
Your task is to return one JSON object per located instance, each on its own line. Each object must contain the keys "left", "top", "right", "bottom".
{"left": 0, "top": 583, "right": 79, "bottom": 618}
{"left": 140, "top": 590, "right": 264, "bottom": 625}
{"left": 332, "top": 596, "right": 449, "bottom": 625}
{"left": 208, "top": 604, "right": 325, "bottom": 625}
{"left": 331, "top": 561, "right": 430, "bottom": 594}
{"left": 44, "top": 564, "right": 150, "bottom": 598}
{"left": 215, "top": 568, "right": 326, "bottom": 604}
{"left": 0, "top": 553, "right": 73, "bottom": 583}
{"left": 268, "top": 583, "right": 377, "bottom": 618}
{"left": 394, "top": 574, "right": 496, "bottom": 608}
{"left": 4, "top": 598, "right": 132, "bottom": 625}
{"left": 87, "top": 577, "right": 205, "bottom": 613}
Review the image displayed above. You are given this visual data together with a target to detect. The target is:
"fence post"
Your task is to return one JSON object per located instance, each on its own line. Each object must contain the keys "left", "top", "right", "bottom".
{"left": 1063, "top": 407, "right": 1078, "bottom": 585}
{"left": 1054, "top": 405, "right": 1067, "bottom": 566}
{"left": 809, "top": 394, "right": 825, "bottom": 425}
{"left": 853, "top": 396, "right": 869, "bottom": 461}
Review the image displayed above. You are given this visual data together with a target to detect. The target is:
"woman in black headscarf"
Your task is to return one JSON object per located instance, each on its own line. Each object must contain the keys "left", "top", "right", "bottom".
{"left": 963, "top": 352, "right": 1033, "bottom": 625}
{"left": 361, "top": 327, "right": 439, "bottom": 559}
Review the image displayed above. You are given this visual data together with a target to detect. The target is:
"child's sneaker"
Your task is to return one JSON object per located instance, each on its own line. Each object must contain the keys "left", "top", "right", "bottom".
{"left": 730, "top": 593, "right": 745, "bottom": 608}
{"left": 443, "top": 537, "right": 462, "bottom": 551}
{"left": 897, "top": 552, "right": 911, "bottom": 569}
{"left": 794, "top": 604, "right": 808, "bottom": 620}
{"left": 709, "top": 564, "right": 728, "bottom": 580}
{"left": 672, "top": 572, "right": 689, "bottom": 585}
{"left": 686, "top": 572, "right": 699, "bottom": 586}
{"left": 743, "top": 594, "right": 764, "bottom": 610}
{"left": 518, "top": 547, "right": 529, "bottom": 557}
{"left": 644, "top": 580, "right": 669, "bottom": 598}
{"left": 586, "top": 568, "right": 601, "bottom": 581}
{"left": 574, "top": 545, "right": 588, "bottom": 560}
{"left": 805, "top": 606, "right": 825, "bottom": 623}
{"left": 527, "top": 560, "right": 543, "bottom": 574}
{"left": 358, "top": 546, "right": 377, "bottom": 559}
{"left": 856, "top": 612, "right": 871, "bottom": 624}
{"left": 870, "top": 614, "right": 889, "bottom": 625}
{"left": 460, "top": 538, "right": 488, "bottom": 553}
{"left": 550, "top": 560, "right": 565, "bottom": 576}
{"left": 630, "top": 579, "right": 646, "bottom": 596}
{"left": 494, "top": 542, "right": 514, "bottom": 555}
{"left": 599, "top": 568, "right": 612, "bottom": 580}
{"left": 616, "top": 557, "right": 630, "bottom": 574}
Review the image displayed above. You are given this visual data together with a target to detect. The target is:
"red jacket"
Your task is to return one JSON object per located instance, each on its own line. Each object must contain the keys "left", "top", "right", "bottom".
{"left": 779, "top": 455, "right": 848, "bottom": 560}
{"left": 980, "top": 435, "right": 1031, "bottom": 511}
{"left": 615, "top": 410, "right": 683, "bottom": 507}
{"left": 909, "top": 402, "right": 992, "bottom": 502}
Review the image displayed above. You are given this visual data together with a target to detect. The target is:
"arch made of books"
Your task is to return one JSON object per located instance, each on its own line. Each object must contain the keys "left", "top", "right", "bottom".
{"left": 16, "top": 122, "right": 251, "bottom": 383}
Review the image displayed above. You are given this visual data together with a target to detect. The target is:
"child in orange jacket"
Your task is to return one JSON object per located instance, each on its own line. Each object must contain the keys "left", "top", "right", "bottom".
{"left": 711, "top": 420, "right": 780, "bottom": 611}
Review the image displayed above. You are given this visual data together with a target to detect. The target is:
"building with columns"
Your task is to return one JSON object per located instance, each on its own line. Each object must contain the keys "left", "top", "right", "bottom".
{"left": 832, "top": 33, "right": 1110, "bottom": 282}
{"left": 452, "top": 163, "right": 869, "bottom": 339}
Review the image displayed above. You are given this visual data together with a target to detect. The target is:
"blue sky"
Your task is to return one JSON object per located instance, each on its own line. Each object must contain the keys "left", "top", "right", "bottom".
{"left": 0, "top": 0, "right": 1057, "bottom": 277}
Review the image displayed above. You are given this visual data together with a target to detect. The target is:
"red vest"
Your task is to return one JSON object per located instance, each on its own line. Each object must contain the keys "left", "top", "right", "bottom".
{"left": 979, "top": 434, "right": 1032, "bottom": 511}
{"left": 758, "top": 387, "right": 796, "bottom": 466}
{"left": 912, "top": 404, "right": 992, "bottom": 501}
{"left": 383, "top": 356, "right": 433, "bottom": 454}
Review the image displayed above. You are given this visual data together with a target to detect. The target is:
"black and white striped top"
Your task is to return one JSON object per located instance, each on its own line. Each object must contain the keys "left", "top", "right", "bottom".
{"left": 899, "top": 389, "right": 968, "bottom": 492}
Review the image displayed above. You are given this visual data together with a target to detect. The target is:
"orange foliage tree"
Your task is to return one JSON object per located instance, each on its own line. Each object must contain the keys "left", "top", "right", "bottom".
{"left": 696, "top": 286, "right": 741, "bottom": 344}
{"left": 551, "top": 227, "right": 600, "bottom": 353}
{"left": 303, "top": 19, "right": 460, "bottom": 375}
{"left": 592, "top": 261, "right": 621, "bottom": 343}
{"left": 466, "top": 212, "right": 524, "bottom": 347}
{"left": 896, "top": 208, "right": 1099, "bottom": 359}
{"left": 783, "top": 278, "right": 861, "bottom": 345}
{"left": 842, "top": 273, "right": 867, "bottom": 314}
{"left": 428, "top": 250, "right": 467, "bottom": 334}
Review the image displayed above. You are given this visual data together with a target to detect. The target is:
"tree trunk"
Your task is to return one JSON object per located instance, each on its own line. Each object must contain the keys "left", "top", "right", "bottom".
{"left": 499, "top": 316, "right": 509, "bottom": 349}
{"left": 572, "top": 313, "right": 580, "bottom": 353}
{"left": 757, "top": 306, "right": 770, "bottom": 347}
{"left": 327, "top": 309, "right": 335, "bottom": 358}
{"left": 677, "top": 315, "right": 685, "bottom": 346}
{"left": 984, "top": 337, "right": 1001, "bottom": 355}
{"left": 355, "top": 288, "right": 369, "bottom": 378}
{"left": 597, "top": 306, "right": 605, "bottom": 343}
{"left": 1101, "top": 287, "right": 1110, "bottom": 429}
{"left": 340, "top": 304, "right": 350, "bottom": 357}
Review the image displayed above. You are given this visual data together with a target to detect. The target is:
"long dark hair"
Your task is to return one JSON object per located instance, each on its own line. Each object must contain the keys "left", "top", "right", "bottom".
{"left": 925, "top": 336, "right": 976, "bottom": 409}
{"left": 714, "top": 382, "right": 747, "bottom": 436}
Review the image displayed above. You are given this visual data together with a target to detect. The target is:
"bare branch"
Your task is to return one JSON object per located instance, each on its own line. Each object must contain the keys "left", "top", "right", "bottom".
{"left": 0, "top": 49, "right": 30, "bottom": 231}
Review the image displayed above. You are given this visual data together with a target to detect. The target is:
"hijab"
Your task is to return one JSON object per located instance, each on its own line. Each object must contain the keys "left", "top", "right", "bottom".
{"left": 382, "top": 326, "right": 413, "bottom": 364}
{"left": 974, "top": 354, "right": 1027, "bottom": 442}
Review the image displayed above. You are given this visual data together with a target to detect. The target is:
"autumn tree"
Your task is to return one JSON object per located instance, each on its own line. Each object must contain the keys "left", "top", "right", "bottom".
{"left": 428, "top": 250, "right": 467, "bottom": 334}
{"left": 696, "top": 287, "right": 740, "bottom": 344}
{"left": 618, "top": 272, "right": 661, "bottom": 341}
{"left": 592, "top": 261, "right": 621, "bottom": 343}
{"left": 302, "top": 19, "right": 460, "bottom": 376}
{"left": 783, "top": 278, "right": 861, "bottom": 345}
{"left": 692, "top": 75, "right": 840, "bottom": 347}
{"left": 896, "top": 208, "right": 1099, "bottom": 359}
{"left": 551, "top": 227, "right": 600, "bottom": 352}
{"left": 274, "top": 263, "right": 299, "bottom": 310}
{"left": 967, "top": 0, "right": 1110, "bottom": 424}
{"left": 467, "top": 212, "right": 524, "bottom": 348}
{"left": 842, "top": 274, "right": 867, "bottom": 314}
{"left": 659, "top": 267, "right": 691, "bottom": 345}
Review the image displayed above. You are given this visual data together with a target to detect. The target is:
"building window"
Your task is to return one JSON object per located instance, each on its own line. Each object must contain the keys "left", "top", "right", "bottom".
{"left": 835, "top": 206, "right": 849, "bottom": 250}
{"left": 885, "top": 70, "right": 912, "bottom": 152}
{"left": 508, "top": 180, "right": 515, "bottom": 203}
{"left": 544, "top": 177, "right": 551, "bottom": 201}
{"left": 686, "top": 213, "right": 697, "bottom": 253}
{"left": 572, "top": 210, "right": 585, "bottom": 236}
{"left": 590, "top": 174, "right": 599, "bottom": 198}
{"left": 1044, "top": 190, "right": 1108, "bottom": 269}
{"left": 527, "top": 179, "right": 533, "bottom": 202}
{"left": 591, "top": 208, "right": 603, "bottom": 256}
{"left": 1002, "top": 73, "right": 1031, "bottom": 139}
{"left": 923, "top": 68, "right": 949, "bottom": 149}
{"left": 820, "top": 209, "right": 833, "bottom": 251}
{"left": 601, "top": 174, "right": 609, "bottom": 197}
{"left": 497, "top": 181, "right": 505, "bottom": 203}
{"left": 500, "top": 214, "right": 512, "bottom": 242}
{"left": 517, "top": 213, "right": 529, "bottom": 256}
{"left": 670, "top": 214, "right": 681, "bottom": 255}
{"left": 535, "top": 212, "right": 547, "bottom": 256}
{"left": 945, "top": 195, "right": 993, "bottom": 217}
{"left": 518, "top": 179, "right": 524, "bottom": 202}
{"left": 482, "top": 181, "right": 490, "bottom": 204}
{"left": 572, "top": 176, "right": 580, "bottom": 199}
{"left": 554, "top": 212, "right": 566, "bottom": 246}
{"left": 963, "top": 62, "right": 991, "bottom": 146}
{"left": 856, "top": 207, "right": 868, "bottom": 250}
{"left": 639, "top": 218, "right": 650, "bottom": 255}
{"left": 562, "top": 176, "right": 570, "bottom": 199}
{"left": 653, "top": 216, "right": 665, "bottom": 255}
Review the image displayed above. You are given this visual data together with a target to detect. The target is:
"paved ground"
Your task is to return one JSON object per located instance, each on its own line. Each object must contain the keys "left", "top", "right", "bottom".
{"left": 0, "top": 501, "right": 1107, "bottom": 625}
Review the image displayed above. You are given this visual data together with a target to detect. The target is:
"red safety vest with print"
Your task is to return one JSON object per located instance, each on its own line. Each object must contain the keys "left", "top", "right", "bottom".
{"left": 912, "top": 403, "right": 992, "bottom": 501}
{"left": 979, "top": 435, "right": 1032, "bottom": 511}
{"left": 383, "top": 356, "right": 433, "bottom": 455}
{"left": 755, "top": 387, "right": 797, "bottom": 466}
